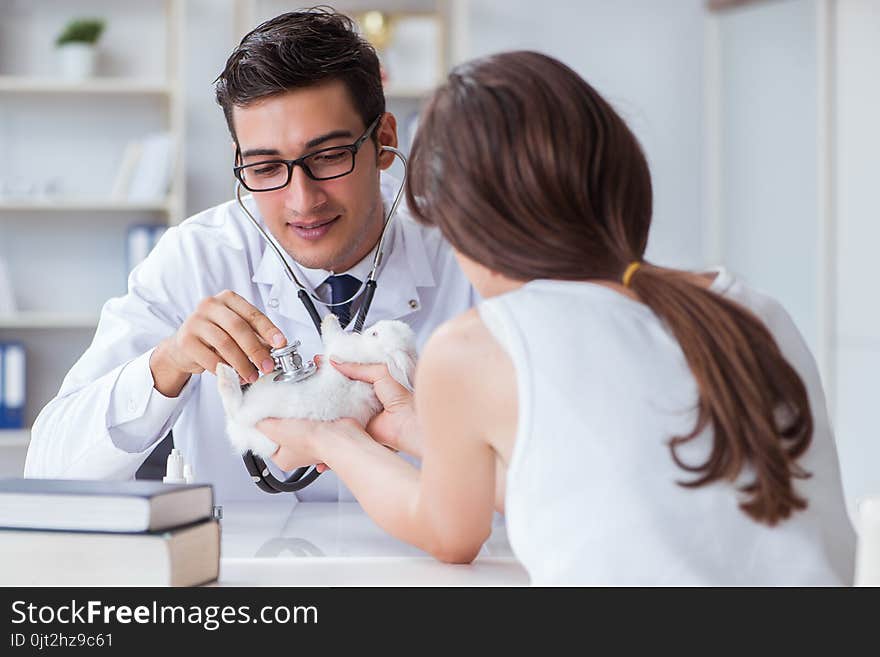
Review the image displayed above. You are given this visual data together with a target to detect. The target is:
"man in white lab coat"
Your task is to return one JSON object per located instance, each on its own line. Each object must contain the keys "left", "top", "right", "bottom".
{"left": 24, "top": 9, "right": 475, "bottom": 503}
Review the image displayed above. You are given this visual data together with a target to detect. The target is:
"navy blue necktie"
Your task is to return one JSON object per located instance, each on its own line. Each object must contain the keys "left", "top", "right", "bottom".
{"left": 324, "top": 274, "right": 361, "bottom": 328}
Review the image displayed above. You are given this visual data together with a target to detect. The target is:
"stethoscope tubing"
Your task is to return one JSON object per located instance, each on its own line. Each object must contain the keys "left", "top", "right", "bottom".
{"left": 234, "top": 146, "right": 408, "bottom": 493}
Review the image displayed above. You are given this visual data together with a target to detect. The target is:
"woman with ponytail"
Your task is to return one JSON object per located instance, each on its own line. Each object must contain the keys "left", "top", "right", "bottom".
{"left": 259, "top": 51, "right": 855, "bottom": 585}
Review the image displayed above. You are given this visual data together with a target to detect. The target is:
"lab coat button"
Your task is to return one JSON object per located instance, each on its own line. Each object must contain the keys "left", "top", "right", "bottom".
{"left": 408, "top": 299, "right": 419, "bottom": 310}
{"left": 268, "top": 298, "right": 279, "bottom": 308}
{"left": 128, "top": 400, "right": 137, "bottom": 412}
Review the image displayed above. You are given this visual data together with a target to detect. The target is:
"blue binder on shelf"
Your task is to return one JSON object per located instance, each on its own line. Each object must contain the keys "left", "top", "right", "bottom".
{"left": 126, "top": 224, "right": 168, "bottom": 275}
{"left": 0, "top": 342, "right": 26, "bottom": 429}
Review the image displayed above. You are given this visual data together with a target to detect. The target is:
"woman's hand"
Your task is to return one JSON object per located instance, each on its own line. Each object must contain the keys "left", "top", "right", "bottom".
{"left": 257, "top": 416, "right": 370, "bottom": 474}
{"left": 328, "top": 358, "right": 421, "bottom": 458}
{"left": 257, "top": 416, "right": 325, "bottom": 472}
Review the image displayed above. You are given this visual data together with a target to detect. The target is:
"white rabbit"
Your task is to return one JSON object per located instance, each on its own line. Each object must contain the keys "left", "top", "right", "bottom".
{"left": 215, "top": 314, "right": 417, "bottom": 459}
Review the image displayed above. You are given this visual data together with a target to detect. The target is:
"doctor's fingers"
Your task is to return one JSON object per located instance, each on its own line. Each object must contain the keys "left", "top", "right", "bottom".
{"left": 197, "top": 300, "right": 279, "bottom": 375}
{"left": 189, "top": 318, "right": 260, "bottom": 382}
{"left": 173, "top": 328, "right": 224, "bottom": 375}
{"left": 213, "top": 290, "right": 287, "bottom": 350}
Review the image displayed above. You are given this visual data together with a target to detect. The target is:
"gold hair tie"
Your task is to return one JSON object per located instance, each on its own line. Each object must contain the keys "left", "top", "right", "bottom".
{"left": 622, "top": 261, "right": 642, "bottom": 288}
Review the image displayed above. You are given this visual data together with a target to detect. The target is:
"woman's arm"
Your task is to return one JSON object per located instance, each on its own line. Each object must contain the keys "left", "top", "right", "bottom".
{"left": 261, "top": 311, "right": 508, "bottom": 562}
{"left": 328, "top": 356, "right": 509, "bottom": 516}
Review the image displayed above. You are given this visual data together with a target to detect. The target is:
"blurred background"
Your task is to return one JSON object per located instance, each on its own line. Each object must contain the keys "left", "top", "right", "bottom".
{"left": 0, "top": 0, "right": 876, "bottom": 509}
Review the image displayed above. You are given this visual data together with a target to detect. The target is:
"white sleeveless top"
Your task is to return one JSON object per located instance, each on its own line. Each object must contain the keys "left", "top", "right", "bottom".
{"left": 479, "top": 268, "right": 855, "bottom": 585}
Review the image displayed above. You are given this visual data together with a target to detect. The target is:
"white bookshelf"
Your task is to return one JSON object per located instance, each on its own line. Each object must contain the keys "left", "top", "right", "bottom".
{"left": 0, "top": 429, "right": 31, "bottom": 448}
{"left": 0, "top": 0, "right": 186, "bottom": 433}
{"left": 0, "top": 313, "right": 99, "bottom": 330}
{"left": 0, "top": 76, "right": 171, "bottom": 95}
{"left": 0, "top": 198, "right": 171, "bottom": 212}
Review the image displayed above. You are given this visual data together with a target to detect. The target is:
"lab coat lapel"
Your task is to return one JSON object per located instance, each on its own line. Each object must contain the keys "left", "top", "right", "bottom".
{"left": 360, "top": 216, "right": 436, "bottom": 323}
{"left": 251, "top": 243, "right": 322, "bottom": 332}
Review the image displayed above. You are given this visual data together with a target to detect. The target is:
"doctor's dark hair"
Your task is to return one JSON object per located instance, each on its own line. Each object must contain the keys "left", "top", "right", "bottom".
{"left": 408, "top": 51, "right": 813, "bottom": 526}
{"left": 214, "top": 7, "right": 384, "bottom": 143}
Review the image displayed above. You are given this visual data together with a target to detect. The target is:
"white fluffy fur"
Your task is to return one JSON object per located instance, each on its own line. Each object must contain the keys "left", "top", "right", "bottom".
{"left": 215, "top": 314, "right": 417, "bottom": 459}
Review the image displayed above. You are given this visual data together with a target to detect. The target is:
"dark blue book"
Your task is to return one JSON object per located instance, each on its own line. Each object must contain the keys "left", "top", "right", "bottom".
{"left": 0, "top": 478, "right": 213, "bottom": 533}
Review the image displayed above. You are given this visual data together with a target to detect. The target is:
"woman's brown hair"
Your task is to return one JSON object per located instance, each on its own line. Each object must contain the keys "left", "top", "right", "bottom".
{"left": 407, "top": 51, "right": 812, "bottom": 525}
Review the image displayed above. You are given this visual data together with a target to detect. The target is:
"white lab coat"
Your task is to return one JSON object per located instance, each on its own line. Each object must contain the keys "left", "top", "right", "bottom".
{"left": 24, "top": 175, "right": 476, "bottom": 503}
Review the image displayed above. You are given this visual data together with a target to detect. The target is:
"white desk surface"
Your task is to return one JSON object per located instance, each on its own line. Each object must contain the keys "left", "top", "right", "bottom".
{"left": 217, "top": 501, "right": 529, "bottom": 586}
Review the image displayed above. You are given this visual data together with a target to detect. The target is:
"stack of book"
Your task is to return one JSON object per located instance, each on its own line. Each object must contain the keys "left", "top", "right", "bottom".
{"left": 0, "top": 478, "right": 219, "bottom": 586}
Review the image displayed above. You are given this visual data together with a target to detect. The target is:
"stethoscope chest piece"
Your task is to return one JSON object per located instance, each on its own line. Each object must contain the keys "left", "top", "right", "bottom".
{"left": 270, "top": 341, "right": 317, "bottom": 384}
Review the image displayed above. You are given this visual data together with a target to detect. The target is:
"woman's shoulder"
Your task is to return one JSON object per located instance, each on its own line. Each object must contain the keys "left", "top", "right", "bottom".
{"left": 416, "top": 307, "right": 517, "bottom": 449}
{"left": 421, "top": 308, "right": 502, "bottom": 370}
{"left": 418, "top": 308, "right": 513, "bottom": 397}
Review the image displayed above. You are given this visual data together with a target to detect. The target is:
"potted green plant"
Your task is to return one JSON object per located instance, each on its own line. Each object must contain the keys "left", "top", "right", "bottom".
{"left": 55, "top": 18, "right": 105, "bottom": 80}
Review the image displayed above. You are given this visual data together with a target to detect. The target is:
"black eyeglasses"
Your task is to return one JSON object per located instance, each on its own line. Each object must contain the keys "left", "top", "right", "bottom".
{"left": 233, "top": 115, "right": 382, "bottom": 192}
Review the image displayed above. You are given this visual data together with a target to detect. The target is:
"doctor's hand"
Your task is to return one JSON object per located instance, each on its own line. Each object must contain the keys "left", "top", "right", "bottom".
{"left": 151, "top": 290, "right": 287, "bottom": 397}
{"left": 328, "top": 359, "right": 421, "bottom": 459}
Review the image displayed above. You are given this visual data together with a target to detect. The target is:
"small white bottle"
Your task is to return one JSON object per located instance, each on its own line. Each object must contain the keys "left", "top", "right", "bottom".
{"left": 162, "top": 448, "right": 187, "bottom": 484}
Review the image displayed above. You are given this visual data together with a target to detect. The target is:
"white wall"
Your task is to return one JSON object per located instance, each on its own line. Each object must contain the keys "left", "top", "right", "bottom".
{"left": 183, "top": 0, "right": 240, "bottom": 216}
{"left": 456, "top": 0, "right": 708, "bottom": 269}
{"left": 709, "top": 0, "right": 880, "bottom": 507}
{"left": 833, "top": 0, "right": 880, "bottom": 506}
{"left": 715, "top": 0, "right": 822, "bottom": 354}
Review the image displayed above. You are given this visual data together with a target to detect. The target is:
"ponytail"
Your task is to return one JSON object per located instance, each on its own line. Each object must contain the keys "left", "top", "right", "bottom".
{"left": 627, "top": 264, "right": 812, "bottom": 526}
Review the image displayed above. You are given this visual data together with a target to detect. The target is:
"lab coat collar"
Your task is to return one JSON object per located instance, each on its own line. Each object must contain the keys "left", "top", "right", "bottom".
{"left": 250, "top": 173, "right": 435, "bottom": 330}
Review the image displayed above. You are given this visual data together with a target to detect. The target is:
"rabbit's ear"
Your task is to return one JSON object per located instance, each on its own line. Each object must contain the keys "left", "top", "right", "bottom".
{"left": 386, "top": 349, "right": 417, "bottom": 392}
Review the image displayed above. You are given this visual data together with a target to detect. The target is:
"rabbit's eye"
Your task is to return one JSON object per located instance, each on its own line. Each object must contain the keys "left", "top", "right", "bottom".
{"left": 370, "top": 331, "right": 378, "bottom": 337}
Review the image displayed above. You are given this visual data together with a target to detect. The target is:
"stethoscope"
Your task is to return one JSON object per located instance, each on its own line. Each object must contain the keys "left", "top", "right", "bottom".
{"left": 233, "top": 145, "right": 408, "bottom": 494}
